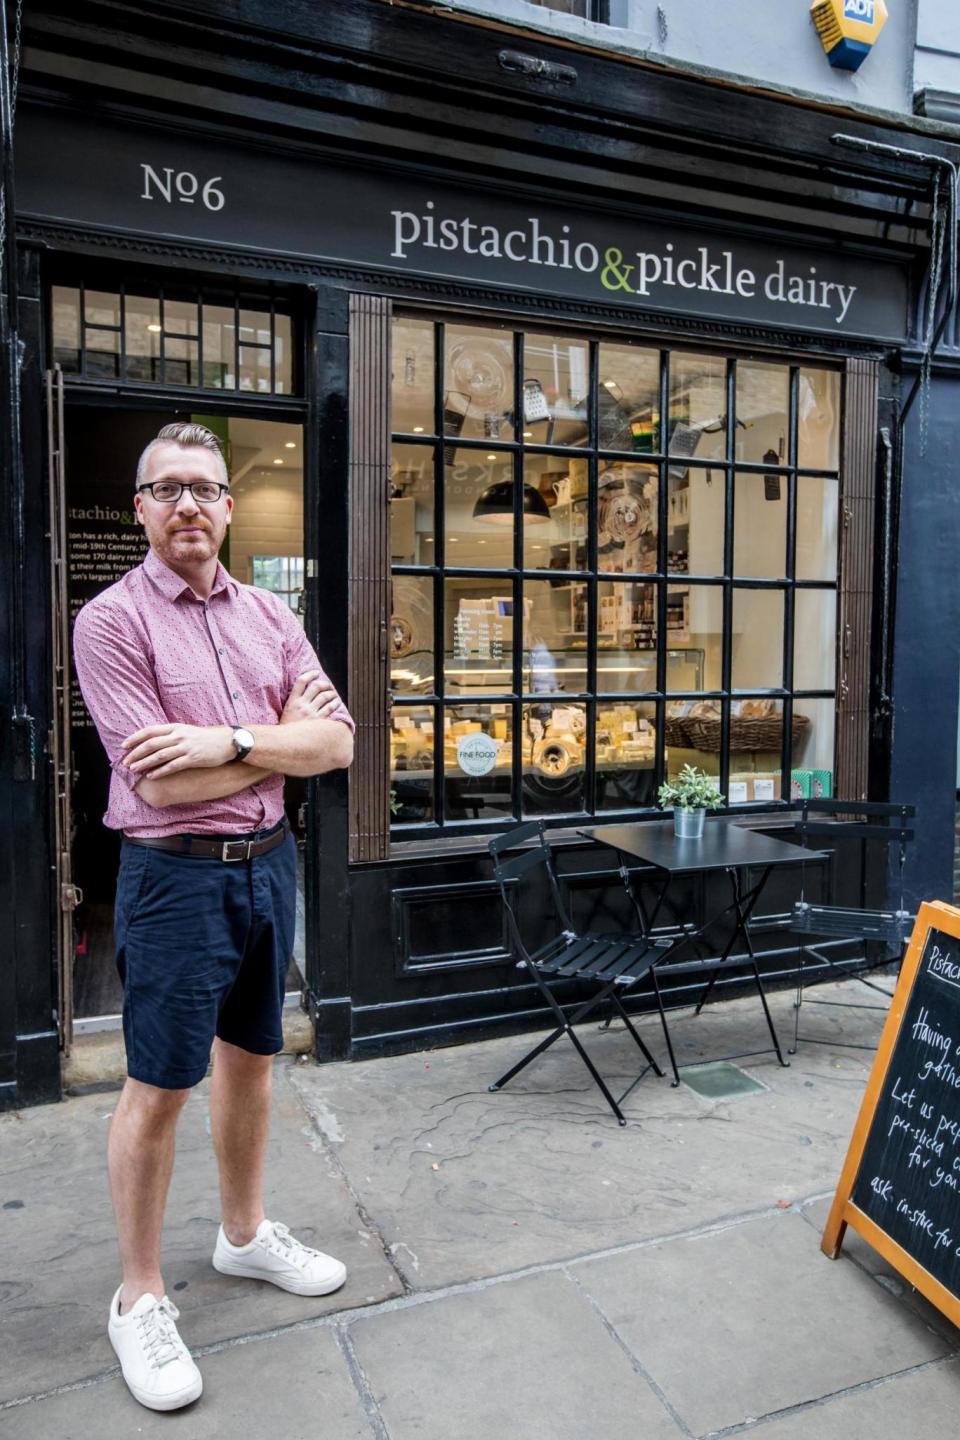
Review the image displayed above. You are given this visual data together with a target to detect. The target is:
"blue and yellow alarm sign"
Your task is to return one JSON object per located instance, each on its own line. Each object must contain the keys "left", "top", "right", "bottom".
{"left": 811, "top": 0, "right": 889, "bottom": 71}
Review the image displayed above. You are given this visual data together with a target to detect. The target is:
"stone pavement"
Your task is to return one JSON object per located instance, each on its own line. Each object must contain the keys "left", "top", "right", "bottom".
{"left": 1, "top": 981, "right": 958, "bottom": 1438}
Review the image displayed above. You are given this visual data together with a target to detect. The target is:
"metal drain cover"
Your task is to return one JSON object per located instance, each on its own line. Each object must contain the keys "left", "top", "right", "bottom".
{"left": 679, "top": 1061, "right": 769, "bottom": 1099}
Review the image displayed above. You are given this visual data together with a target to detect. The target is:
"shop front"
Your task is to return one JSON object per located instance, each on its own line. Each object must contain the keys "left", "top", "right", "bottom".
{"left": 3, "top": 0, "right": 958, "bottom": 1105}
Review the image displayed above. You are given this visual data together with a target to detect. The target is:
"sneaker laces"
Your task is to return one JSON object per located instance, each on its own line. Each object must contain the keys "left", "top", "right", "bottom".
{"left": 267, "top": 1221, "right": 319, "bottom": 1269}
{"left": 136, "top": 1298, "right": 186, "bottom": 1370}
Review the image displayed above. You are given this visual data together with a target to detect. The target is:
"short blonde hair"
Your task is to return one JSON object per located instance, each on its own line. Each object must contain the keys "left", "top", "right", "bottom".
{"left": 136, "top": 422, "right": 229, "bottom": 489}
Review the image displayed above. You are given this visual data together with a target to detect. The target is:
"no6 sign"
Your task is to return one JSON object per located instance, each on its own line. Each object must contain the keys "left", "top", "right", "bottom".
{"left": 140, "top": 164, "right": 225, "bottom": 211}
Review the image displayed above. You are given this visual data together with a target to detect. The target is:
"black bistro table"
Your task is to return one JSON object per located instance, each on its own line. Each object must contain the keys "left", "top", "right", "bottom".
{"left": 578, "top": 818, "right": 823, "bottom": 1085}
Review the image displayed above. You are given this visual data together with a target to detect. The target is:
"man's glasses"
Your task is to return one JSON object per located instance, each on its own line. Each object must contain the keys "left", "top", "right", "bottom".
{"left": 137, "top": 481, "right": 229, "bottom": 504}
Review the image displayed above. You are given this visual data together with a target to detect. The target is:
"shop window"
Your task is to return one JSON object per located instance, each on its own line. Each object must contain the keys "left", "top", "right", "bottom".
{"left": 388, "top": 314, "right": 841, "bottom": 831}
{"left": 50, "top": 284, "right": 296, "bottom": 394}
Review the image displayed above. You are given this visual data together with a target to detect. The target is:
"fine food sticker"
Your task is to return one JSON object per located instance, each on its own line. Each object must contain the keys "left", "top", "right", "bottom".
{"left": 457, "top": 732, "right": 499, "bottom": 776}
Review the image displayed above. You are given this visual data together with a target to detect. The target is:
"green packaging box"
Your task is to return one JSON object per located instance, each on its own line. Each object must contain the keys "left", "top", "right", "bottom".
{"left": 810, "top": 769, "right": 833, "bottom": 799}
{"left": 790, "top": 769, "right": 812, "bottom": 800}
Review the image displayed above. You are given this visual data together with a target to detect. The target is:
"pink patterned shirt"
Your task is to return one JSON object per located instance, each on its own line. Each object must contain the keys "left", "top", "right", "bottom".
{"left": 72, "top": 548, "right": 354, "bottom": 838}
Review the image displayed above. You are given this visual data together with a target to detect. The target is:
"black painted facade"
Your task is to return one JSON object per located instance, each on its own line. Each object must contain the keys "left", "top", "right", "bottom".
{"left": 2, "top": 0, "right": 959, "bottom": 1107}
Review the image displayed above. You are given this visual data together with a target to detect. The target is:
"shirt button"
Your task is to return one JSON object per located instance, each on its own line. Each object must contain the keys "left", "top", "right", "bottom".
{"left": 218, "top": 647, "right": 225, "bottom": 655}
{"left": 232, "top": 690, "right": 240, "bottom": 699}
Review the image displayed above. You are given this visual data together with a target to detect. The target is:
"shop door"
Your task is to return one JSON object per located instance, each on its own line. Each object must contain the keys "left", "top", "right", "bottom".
{"left": 50, "top": 395, "right": 309, "bottom": 1035}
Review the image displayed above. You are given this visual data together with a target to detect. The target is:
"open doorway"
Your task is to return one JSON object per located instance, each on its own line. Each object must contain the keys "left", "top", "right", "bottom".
{"left": 64, "top": 407, "right": 308, "bottom": 1024}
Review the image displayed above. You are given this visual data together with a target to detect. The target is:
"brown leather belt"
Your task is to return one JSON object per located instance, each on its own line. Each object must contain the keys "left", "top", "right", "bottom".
{"left": 122, "top": 818, "right": 288, "bottom": 863}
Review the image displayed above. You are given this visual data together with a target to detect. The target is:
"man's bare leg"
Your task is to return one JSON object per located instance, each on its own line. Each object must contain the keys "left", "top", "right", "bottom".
{"left": 209, "top": 1038, "right": 273, "bottom": 1245}
{"left": 108, "top": 1078, "right": 191, "bottom": 1310}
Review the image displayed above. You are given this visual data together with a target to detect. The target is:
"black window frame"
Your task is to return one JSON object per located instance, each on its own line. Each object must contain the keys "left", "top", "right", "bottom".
{"left": 388, "top": 309, "right": 842, "bottom": 838}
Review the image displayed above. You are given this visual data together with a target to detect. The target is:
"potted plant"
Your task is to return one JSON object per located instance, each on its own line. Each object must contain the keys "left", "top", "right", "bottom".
{"left": 657, "top": 765, "right": 724, "bottom": 839}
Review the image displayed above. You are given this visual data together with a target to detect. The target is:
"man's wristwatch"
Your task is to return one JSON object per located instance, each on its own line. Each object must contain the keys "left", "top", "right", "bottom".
{"left": 232, "top": 726, "right": 256, "bottom": 762}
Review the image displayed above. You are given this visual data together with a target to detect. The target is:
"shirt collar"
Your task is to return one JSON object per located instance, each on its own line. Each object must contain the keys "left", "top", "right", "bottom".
{"left": 143, "top": 547, "right": 239, "bottom": 602}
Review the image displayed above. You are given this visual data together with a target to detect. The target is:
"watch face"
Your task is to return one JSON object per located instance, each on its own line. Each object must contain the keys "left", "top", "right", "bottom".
{"left": 234, "top": 728, "right": 255, "bottom": 753}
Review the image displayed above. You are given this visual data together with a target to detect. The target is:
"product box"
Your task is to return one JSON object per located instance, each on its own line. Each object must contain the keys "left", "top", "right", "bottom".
{"left": 790, "top": 769, "right": 812, "bottom": 800}
{"left": 752, "top": 774, "right": 780, "bottom": 803}
{"left": 728, "top": 776, "right": 750, "bottom": 806}
{"left": 810, "top": 769, "right": 833, "bottom": 799}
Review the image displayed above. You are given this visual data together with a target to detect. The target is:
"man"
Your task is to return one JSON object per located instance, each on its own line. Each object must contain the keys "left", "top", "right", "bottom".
{"left": 73, "top": 422, "right": 354, "bottom": 1413}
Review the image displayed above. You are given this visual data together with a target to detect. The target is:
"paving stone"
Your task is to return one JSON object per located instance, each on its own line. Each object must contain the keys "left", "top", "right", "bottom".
{"left": 799, "top": 1195, "right": 960, "bottom": 1344}
{"left": 0, "top": 1062, "right": 402, "bottom": 1405}
{"left": 349, "top": 1270, "right": 683, "bottom": 1440}
{"left": 1, "top": 1325, "right": 368, "bottom": 1440}
{"left": 745, "top": 1358, "right": 960, "bottom": 1440}
{"left": 290, "top": 986, "right": 881, "bottom": 1288}
{"left": 572, "top": 1210, "right": 953, "bottom": 1435}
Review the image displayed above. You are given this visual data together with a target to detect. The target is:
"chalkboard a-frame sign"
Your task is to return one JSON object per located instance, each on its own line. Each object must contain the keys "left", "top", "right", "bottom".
{"left": 823, "top": 901, "right": 960, "bottom": 1327}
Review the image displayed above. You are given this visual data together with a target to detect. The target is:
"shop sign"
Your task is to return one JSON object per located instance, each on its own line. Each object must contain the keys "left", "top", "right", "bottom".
{"left": 16, "top": 106, "right": 909, "bottom": 342}
{"left": 457, "top": 733, "right": 499, "bottom": 777}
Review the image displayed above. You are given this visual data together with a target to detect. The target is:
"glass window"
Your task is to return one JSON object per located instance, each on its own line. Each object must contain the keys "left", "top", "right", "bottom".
{"left": 390, "top": 316, "right": 840, "bottom": 830}
{"left": 50, "top": 285, "right": 295, "bottom": 395}
{"left": 734, "top": 469, "right": 787, "bottom": 579}
{"left": 444, "top": 323, "right": 515, "bottom": 443}
{"left": 522, "top": 332, "right": 589, "bottom": 447}
{"left": 798, "top": 369, "right": 841, "bottom": 471}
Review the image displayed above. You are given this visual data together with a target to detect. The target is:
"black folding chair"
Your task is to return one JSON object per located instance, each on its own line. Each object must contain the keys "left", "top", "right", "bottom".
{"left": 785, "top": 799, "right": 915, "bottom": 1052}
{"left": 488, "top": 821, "right": 671, "bottom": 1125}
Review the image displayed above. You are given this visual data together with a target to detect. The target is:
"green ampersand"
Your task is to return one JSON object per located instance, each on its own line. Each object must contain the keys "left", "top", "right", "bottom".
{"left": 601, "top": 247, "right": 634, "bottom": 291}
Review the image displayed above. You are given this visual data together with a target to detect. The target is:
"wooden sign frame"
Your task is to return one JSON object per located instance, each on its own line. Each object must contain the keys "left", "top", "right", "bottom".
{"left": 822, "top": 899, "right": 960, "bottom": 1327}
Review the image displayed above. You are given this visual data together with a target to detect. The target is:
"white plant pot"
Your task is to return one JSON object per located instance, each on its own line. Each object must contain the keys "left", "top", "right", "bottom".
{"left": 674, "top": 807, "right": 706, "bottom": 839}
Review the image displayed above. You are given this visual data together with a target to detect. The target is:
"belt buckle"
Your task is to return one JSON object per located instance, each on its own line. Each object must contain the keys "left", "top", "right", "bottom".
{"left": 222, "top": 837, "right": 254, "bottom": 862}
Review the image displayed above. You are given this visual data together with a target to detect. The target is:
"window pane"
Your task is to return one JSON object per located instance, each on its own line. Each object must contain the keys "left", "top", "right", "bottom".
{"left": 666, "top": 703, "right": 720, "bottom": 783}
{"left": 728, "top": 700, "right": 784, "bottom": 804}
{"left": 85, "top": 326, "right": 120, "bottom": 378}
{"left": 52, "top": 286, "right": 81, "bottom": 372}
{"left": 274, "top": 313, "right": 293, "bottom": 394}
{"left": 393, "top": 316, "right": 435, "bottom": 435}
{"left": 239, "top": 344, "right": 271, "bottom": 392}
{"left": 669, "top": 463, "right": 723, "bottom": 576}
{"left": 164, "top": 335, "right": 199, "bottom": 386}
{"left": 164, "top": 296, "right": 199, "bottom": 336}
{"left": 391, "top": 575, "right": 434, "bottom": 695}
{"left": 598, "top": 462, "right": 657, "bottom": 574}
{"left": 596, "top": 701, "right": 657, "bottom": 811}
{"left": 445, "top": 447, "right": 514, "bottom": 567}
{"left": 669, "top": 352, "right": 726, "bottom": 459}
{"left": 125, "top": 294, "right": 161, "bottom": 382}
{"left": 522, "top": 701, "right": 587, "bottom": 815}
{"left": 794, "top": 590, "right": 836, "bottom": 690}
{"left": 597, "top": 341, "right": 659, "bottom": 452}
{"left": 734, "top": 470, "right": 786, "bottom": 578}
{"left": 391, "top": 443, "right": 434, "bottom": 564}
{"left": 791, "top": 697, "right": 835, "bottom": 795}
{"left": 735, "top": 360, "right": 788, "bottom": 465}
{"left": 522, "top": 454, "right": 587, "bottom": 572}
{"left": 732, "top": 589, "right": 784, "bottom": 689}
{"left": 796, "top": 475, "right": 838, "bottom": 581}
{"left": 522, "top": 332, "right": 589, "bottom": 447}
{"left": 798, "top": 368, "right": 840, "bottom": 471}
{"left": 444, "top": 323, "right": 515, "bottom": 442}
{"left": 444, "top": 580, "right": 515, "bottom": 695}
{"left": 666, "top": 645, "right": 706, "bottom": 692}
{"left": 596, "top": 581, "right": 657, "bottom": 692}
{"left": 670, "top": 583, "right": 723, "bottom": 689}
{"left": 202, "top": 304, "right": 236, "bottom": 389}
{"left": 391, "top": 705, "right": 435, "bottom": 824}
{"left": 443, "top": 706, "right": 513, "bottom": 819}
{"left": 84, "top": 290, "right": 120, "bottom": 328}
{"left": 524, "top": 578, "right": 582, "bottom": 695}
{"left": 239, "top": 308, "right": 271, "bottom": 346}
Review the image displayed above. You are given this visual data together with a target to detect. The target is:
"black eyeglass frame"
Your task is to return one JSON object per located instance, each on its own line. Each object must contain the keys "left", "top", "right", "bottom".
{"left": 136, "top": 481, "right": 231, "bottom": 504}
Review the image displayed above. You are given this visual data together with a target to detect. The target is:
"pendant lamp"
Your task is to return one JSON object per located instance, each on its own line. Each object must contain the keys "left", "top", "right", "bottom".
{"left": 472, "top": 479, "right": 551, "bottom": 525}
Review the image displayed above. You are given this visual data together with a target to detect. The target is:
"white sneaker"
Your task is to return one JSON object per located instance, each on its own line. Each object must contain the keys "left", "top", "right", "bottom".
{"left": 212, "top": 1219, "right": 347, "bottom": 1296}
{"left": 108, "top": 1289, "right": 203, "bottom": 1412}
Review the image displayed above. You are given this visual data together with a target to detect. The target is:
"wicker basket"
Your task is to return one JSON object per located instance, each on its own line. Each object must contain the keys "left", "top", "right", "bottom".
{"left": 664, "top": 715, "right": 692, "bottom": 747}
{"left": 683, "top": 713, "right": 810, "bottom": 753}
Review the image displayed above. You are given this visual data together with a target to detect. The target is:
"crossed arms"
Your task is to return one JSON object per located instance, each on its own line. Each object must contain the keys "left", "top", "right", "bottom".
{"left": 122, "top": 670, "right": 354, "bottom": 809}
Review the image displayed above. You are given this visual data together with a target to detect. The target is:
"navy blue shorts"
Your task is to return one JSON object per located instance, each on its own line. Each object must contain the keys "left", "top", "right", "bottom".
{"left": 113, "top": 827, "right": 297, "bottom": 1090}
